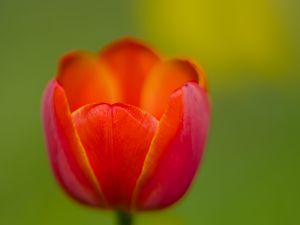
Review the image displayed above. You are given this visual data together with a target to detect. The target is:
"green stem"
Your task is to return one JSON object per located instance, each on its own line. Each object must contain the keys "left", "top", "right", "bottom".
{"left": 116, "top": 210, "right": 133, "bottom": 225}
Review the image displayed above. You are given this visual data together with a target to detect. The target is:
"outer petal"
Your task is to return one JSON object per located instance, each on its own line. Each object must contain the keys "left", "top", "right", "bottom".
{"left": 134, "top": 82, "right": 210, "bottom": 210}
{"left": 98, "top": 38, "right": 161, "bottom": 106}
{"left": 42, "top": 80, "right": 105, "bottom": 206}
{"left": 57, "top": 51, "right": 119, "bottom": 112}
{"left": 140, "top": 59, "right": 206, "bottom": 119}
{"left": 72, "top": 103, "right": 158, "bottom": 211}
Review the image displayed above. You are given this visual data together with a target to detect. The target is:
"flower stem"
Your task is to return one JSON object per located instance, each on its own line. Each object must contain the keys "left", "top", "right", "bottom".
{"left": 116, "top": 210, "right": 133, "bottom": 225}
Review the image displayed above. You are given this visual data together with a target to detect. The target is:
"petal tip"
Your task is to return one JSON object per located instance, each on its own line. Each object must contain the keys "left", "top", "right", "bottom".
{"left": 99, "top": 37, "right": 160, "bottom": 59}
{"left": 172, "top": 59, "right": 208, "bottom": 92}
{"left": 58, "top": 50, "right": 92, "bottom": 75}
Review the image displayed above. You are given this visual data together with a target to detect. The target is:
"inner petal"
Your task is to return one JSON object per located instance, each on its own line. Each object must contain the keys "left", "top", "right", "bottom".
{"left": 57, "top": 51, "right": 120, "bottom": 112}
{"left": 98, "top": 38, "right": 160, "bottom": 106}
{"left": 140, "top": 59, "right": 204, "bottom": 119}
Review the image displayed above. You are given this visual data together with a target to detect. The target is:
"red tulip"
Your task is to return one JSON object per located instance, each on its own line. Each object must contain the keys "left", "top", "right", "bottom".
{"left": 42, "top": 38, "right": 210, "bottom": 211}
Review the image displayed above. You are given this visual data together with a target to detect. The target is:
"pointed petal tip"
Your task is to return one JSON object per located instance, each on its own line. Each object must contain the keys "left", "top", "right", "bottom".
{"left": 140, "top": 58, "right": 207, "bottom": 119}
{"left": 171, "top": 58, "right": 208, "bottom": 92}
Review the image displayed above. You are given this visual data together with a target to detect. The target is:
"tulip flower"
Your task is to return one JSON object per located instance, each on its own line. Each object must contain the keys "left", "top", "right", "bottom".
{"left": 42, "top": 38, "right": 210, "bottom": 223}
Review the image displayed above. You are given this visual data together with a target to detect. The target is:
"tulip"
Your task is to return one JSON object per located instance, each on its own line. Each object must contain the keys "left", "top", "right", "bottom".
{"left": 42, "top": 38, "right": 210, "bottom": 215}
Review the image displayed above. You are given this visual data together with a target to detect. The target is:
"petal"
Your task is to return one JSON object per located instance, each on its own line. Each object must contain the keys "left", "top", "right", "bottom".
{"left": 72, "top": 103, "right": 158, "bottom": 210}
{"left": 98, "top": 38, "right": 161, "bottom": 106}
{"left": 42, "top": 80, "right": 105, "bottom": 206}
{"left": 134, "top": 82, "right": 210, "bottom": 210}
{"left": 141, "top": 59, "right": 207, "bottom": 119}
{"left": 57, "top": 51, "right": 119, "bottom": 112}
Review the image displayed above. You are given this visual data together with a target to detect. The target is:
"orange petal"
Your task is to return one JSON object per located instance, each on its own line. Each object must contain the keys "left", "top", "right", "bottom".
{"left": 57, "top": 51, "right": 119, "bottom": 112}
{"left": 42, "top": 80, "right": 105, "bottom": 206}
{"left": 72, "top": 103, "right": 158, "bottom": 210}
{"left": 141, "top": 59, "right": 207, "bottom": 119}
{"left": 134, "top": 82, "right": 210, "bottom": 210}
{"left": 98, "top": 38, "right": 161, "bottom": 106}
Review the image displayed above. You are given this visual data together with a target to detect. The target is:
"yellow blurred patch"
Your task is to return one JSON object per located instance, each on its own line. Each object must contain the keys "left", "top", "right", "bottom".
{"left": 135, "top": 0, "right": 295, "bottom": 87}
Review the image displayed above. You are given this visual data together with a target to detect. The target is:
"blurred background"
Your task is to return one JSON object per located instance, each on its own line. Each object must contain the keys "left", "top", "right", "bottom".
{"left": 0, "top": 0, "right": 299, "bottom": 224}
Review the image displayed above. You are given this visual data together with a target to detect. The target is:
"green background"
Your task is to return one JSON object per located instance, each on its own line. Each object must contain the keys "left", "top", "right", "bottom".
{"left": 0, "top": 0, "right": 299, "bottom": 224}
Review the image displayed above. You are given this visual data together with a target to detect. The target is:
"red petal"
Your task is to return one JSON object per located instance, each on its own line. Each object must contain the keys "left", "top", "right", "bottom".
{"left": 141, "top": 59, "right": 207, "bottom": 119}
{"left": 42, "top": 80, "right": 105, "bottom": 206}
{"left": 98, "top": 38, "right": 160, "bottom": 106}
{"left": 57, "top": 51, "right": 119, "bottom": 112}
{"left": 72, "top": 103, "right": 158, "bottom": 210}
{"left": 134, "top": 82, "right": 210, "bottom": 210}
